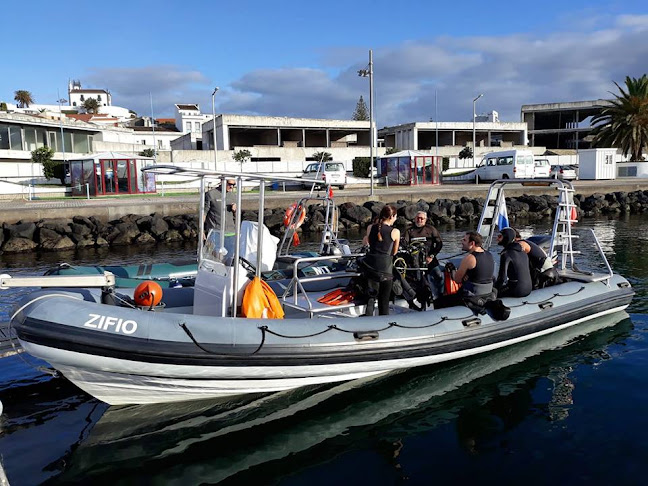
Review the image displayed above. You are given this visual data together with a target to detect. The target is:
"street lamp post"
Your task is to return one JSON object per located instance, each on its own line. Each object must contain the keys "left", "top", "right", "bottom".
{"left": 472, "top": 93, "right": 483, "bottom": 168}
{"left": 211, "top": 87, "right": 219, "bottom": 172}
{"left": 358, "top": 49, "right": 375, "bottom": 197}
{"left": 57, "top": 91, "right": 67, "bottom": 168}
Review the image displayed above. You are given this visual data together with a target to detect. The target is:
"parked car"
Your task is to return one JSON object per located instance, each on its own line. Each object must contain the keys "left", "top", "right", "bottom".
{"left": 549, "top": 164, "right": 578, "bottom": 180}
{"left": 301, "top": 162, "right": 347, "bottom": 189}
{"left": 533, "top": 158, "right": 551, "bottom": 178}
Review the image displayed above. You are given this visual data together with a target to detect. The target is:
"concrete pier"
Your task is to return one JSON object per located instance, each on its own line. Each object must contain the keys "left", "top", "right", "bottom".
{"left": 0, "top": 179, "right": 647, "bottom": 224}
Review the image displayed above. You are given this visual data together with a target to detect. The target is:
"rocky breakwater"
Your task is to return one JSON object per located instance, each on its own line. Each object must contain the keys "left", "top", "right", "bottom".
{"left": 2, "top": 190, "right": 648, "bottom": 254}
{"left": 1, "top": 214, "right": 199, "bottom": 254}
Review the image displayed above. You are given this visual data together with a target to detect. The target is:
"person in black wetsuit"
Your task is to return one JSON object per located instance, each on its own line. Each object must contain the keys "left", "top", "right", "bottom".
{"left": 514, "top": 230, "right": 559, "bottom": 289}
{"left": 405, "top": 211, "right": 444, "bottom": 300}
{"left": 434, "top": 231, "right": 494, "bottom": 309}
{"left": 495, "top": 227, "right": 532, "bottom": 298}
{"left": 362, "top": 205, "right": 401, "bottom": 316}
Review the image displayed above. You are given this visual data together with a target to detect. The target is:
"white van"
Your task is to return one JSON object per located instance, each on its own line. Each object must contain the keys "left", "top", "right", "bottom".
{"left": 301, "top": 161, "right": 347, "bottom": 189}
{"left": 474, "top": 149, "right": 535, "bottom": 181}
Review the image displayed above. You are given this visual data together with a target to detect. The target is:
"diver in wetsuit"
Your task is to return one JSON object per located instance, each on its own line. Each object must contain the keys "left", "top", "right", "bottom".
{"left": 495, "top": 227, "right": 532, "bottom": 298}
{"left": 362, "top": 205, "right": 400, "bottom": 316}
{"left": 433, "top": 231, "right": 495, "bottom": 310}
{"left": 514, "top": 230, "right": 559, "bottom": 289}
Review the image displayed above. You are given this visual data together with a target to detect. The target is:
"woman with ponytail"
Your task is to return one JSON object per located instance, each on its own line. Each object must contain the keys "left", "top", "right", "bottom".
{"left": 361, "top": 205, "right": 400, "bottom": 316}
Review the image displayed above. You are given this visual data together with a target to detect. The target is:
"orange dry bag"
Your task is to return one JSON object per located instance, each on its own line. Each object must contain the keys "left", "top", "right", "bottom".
{"left": 443, "top": 262, "right": 461, "bottom": 295}
{"left": 241, "top": 276, "right": 285, "bottom": 319}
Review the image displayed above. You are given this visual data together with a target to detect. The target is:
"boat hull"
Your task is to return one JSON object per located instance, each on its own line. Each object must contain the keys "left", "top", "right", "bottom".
{"left": 13, "top": 275, "right": 633, "bottom": 405}
{"left": 20, "top": 303, "right": 629, "bottom": 405}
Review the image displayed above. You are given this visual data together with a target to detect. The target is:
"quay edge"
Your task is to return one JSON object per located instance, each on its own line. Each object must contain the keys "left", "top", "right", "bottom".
{"left": 0, "top": 179, "right": 647, "bottom": 224}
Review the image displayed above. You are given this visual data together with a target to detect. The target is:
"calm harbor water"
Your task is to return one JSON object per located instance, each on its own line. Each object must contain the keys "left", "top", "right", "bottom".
{"left": 0, "top": 216, "right": 647, "bottom": 485}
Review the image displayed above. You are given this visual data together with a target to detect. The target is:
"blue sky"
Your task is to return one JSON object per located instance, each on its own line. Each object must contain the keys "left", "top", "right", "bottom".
{"left": 3, "top": 0, "right": 647, "bottom": 126}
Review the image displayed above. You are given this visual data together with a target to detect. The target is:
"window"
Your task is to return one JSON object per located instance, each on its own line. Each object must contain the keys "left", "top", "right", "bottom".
{"left": 194, "top": 122, "right": 200, "bottom": 132}
{"left": 73, "top": 102, "right": 77, "bottom": 106}
{"left": 498, "top": 156, "right": 513, "bottom": 166}
{"left": 9, "top": 126, "right": 22, "bottom": 150}
{"left": 0, "top": 125, "right": 9, "bottom": 150}
{"left": 97, "top": 95, "right": 102, "bottom": 101}
{"left": 185, "top": 122, "right": 191, "bottom": 132}
{"left": 73, "top": 133, "right": 89, "bottom": 153}
{"left": 80, "top": 95, "right": 85, "bottom": 101}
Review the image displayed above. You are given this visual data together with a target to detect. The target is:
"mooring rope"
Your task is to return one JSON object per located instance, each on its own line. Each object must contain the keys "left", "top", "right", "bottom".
{"left": 507, "top": 285, "right": 586, "bottom": 308}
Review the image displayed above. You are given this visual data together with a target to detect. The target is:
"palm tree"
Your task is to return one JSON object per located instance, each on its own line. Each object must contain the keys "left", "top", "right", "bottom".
{"left": 14, "top": 90, "right": 34, "bottom": 108}
{"left": 312, "top": 151, "right": 332, "bottom": 163}
{"left": 591, "top": 75, "right": 648, "bottom": 161}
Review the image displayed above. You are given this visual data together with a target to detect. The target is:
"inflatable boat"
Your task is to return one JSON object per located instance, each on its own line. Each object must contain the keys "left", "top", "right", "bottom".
{"left": 3, "top": 172, "right": 633, "bottom": 405}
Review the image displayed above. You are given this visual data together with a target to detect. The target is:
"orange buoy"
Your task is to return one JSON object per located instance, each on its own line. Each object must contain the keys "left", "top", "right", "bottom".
{"left": 134, "top": 281, "right": 163, "bottom": 308}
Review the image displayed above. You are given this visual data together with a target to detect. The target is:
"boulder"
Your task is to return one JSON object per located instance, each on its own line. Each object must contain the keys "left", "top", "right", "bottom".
{"left": 6, "top": 222, "right": 36, "bottom": 240}
{"left": 2, "top": 237, "right": 38, "bottom": 253}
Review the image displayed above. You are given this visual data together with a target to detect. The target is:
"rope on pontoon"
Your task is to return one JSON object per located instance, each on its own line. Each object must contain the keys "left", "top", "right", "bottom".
{"left": 180, "top": 322, "right": 267, "bottom": 355}
{"left": 507, "top": 285, "right": 586, "bottom": 308}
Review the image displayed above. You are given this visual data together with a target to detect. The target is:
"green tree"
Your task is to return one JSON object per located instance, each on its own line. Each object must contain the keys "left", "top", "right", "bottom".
{"left": 233, "top": 149, "right": 252, "bottom": 166}
{"left": 591, "top": 75, "right": 648, "bottom": 161}
{"left": 459, "top": 147, "right": 473, "bottom": 159}
{"left": 31, "top": 146, "right": 56, "bottom": 179}
{"left": 83, "top": 98, "right": 101, "bottom": 114}
{"left": 352, "top": 95, "right": 369, "bottom": 121}
{"left": 14, "top": 90, "right": 34, "bottom": 108}
{"left": 139, "top": 148, "right": 156, "bottom": 158}
{"left": 312, "top": 151, "right": 332, "bottom": 163}
{"left": 0, "top": 102, "right": 7, "bottom": 111}
{"left": 385, "top": 147, "right": 399, "bottom": 155}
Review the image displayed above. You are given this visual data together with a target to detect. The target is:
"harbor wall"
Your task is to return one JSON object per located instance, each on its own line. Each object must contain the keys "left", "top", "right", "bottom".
{"left": 1, "top": 188, "right": 647, "bottom": 254}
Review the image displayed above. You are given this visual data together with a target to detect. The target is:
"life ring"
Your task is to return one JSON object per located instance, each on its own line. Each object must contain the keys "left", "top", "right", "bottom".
{"left": 284, "top": 202, "right": 306, "bottom": 246}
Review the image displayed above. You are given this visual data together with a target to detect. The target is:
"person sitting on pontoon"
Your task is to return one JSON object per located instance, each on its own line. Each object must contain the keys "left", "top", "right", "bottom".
{"left": 495, "top": 227, "right": 532, "bottom": 298}
{"left": 433, "top": 231, "right": 494, "bottom": 310}
{"left": 514, "top": 229, "right": 560, "bottom": 289}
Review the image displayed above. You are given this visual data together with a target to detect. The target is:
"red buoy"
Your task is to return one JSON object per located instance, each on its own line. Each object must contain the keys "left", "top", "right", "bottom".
{"left": 134, "top": 281, "right": 163, "bottom": 308}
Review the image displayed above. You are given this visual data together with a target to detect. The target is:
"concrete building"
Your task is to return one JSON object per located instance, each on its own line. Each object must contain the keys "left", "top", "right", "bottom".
{"left": 521, "top": 99, "right": 612, "bottom": 150}
{"left": 203, "top": 114, "right": 369, "bottom": 152}
{"left": 173, "top": 104, "right": 210, "bottom": 150}
{"left": 0, "top": 111, "right": 101, "bottom": 185}
{"left": 379, "top": 120, "right": 528, "bottom": 161}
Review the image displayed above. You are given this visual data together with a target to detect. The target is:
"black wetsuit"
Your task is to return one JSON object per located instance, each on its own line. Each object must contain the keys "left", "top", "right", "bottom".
{"left": 523, "top": 239, "right": 557, "bottom": 288}
{"left": 363, "top": 223, "right": 395, "bottom": 316}
{"left": 434, "top": 250, "right": 494, "bottom": 309}
{"left": 406, "top": 224, "right": 443, "bottom": 261}
{"left": 496, "top": 242, "right": 532, "bottom": 298}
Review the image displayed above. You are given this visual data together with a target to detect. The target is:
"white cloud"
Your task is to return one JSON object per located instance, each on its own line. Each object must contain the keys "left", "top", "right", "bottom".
{"left": 81, "top": 14, "right": 648, "bottom": 126}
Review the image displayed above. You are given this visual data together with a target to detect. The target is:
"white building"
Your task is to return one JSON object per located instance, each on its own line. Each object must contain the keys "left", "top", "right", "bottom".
{"left": 68, "top": 79, "right": 112, "bottom": 108}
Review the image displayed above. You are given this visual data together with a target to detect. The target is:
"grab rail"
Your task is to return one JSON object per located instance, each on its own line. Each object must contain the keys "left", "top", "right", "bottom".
{"left": 282, "top": 254, "right": 359, "bottom": 314}
{"left": 589, "top": 229, "right": 614, "bottom": 285}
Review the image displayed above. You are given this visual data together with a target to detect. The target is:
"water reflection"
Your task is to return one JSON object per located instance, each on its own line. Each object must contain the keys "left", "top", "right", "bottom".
{"left": 49, "top": 312, "right": 630, "bottom": 484}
